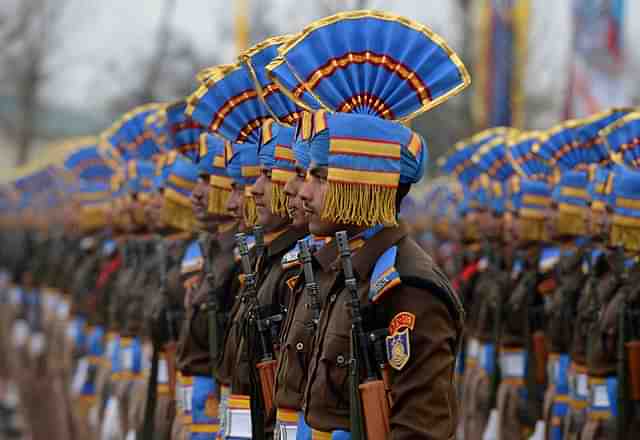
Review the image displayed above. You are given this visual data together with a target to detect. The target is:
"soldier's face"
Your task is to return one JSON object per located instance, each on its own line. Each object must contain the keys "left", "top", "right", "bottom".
{"left": 226, "top": 183, "right": 250, "bottom": 232}
{"left": 544, "top": 203, "right": 558, "bottom": 239}
{"left": 299, "top": 165, "right": 335, "bottom": 235}
{"left": 252, "top": 169, "right": 289, "bottom": 231}
{"left": 191, "top": 177, "right": 212, "bottom": 223}
{"left": 284, "top": 166, "right": 308, "bottom": 229}
{"left": 503, "top": 211, "right": 518, "bottom": 243}
{"left": 589, "top": 206, "right": 610, "bottom": 239}
{"left": 145, "top": 191, "right": 166, "bottom": 230}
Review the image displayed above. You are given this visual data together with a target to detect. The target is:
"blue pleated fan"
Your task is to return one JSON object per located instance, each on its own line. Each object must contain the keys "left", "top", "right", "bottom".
{"left": 240, "top": 35, "right": 310, "bottom": 126}
{"left": 267, "top": 10, "right": 470, "bottom": 122}
{"left": 187, "top": 62, "right": 271, "bottom": 145}
{"left": 103, "top": 103, "right": 163, "bottom": 161}
{"left": 600, "top": 111, "right": 640, "bottom": 169}
{"left": 166, "top": 100, "right": 204, "bottom": 162}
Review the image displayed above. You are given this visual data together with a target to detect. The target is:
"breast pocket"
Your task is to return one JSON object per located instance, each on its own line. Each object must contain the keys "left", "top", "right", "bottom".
{"left": 282, "top": 319, "right": 312, "bottom": 395}
{"left": 319, "top": 332, "right": 351, "bottom": 414}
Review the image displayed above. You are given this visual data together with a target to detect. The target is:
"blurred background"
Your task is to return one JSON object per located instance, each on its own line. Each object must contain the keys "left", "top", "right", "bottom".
{"left": 1, "top": 0, "right": 639, "bottom": 176}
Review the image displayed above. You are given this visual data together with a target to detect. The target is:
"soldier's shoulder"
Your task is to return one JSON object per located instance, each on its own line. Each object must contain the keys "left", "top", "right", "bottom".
{"left": 369, "top": 236, "right": 464, "bottom": 325}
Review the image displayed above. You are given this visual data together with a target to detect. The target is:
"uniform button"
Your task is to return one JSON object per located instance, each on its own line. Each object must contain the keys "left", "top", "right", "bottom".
{"left": 296, "top": 342, "right": 304, "bottom": 351}
{"left": 336, "top": 354, "right": 345, "bottom": 365}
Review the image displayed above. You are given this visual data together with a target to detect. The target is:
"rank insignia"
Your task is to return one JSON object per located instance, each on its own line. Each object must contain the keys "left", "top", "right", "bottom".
{"left": 386, "top": 328, "right": 410, "bottom": 371}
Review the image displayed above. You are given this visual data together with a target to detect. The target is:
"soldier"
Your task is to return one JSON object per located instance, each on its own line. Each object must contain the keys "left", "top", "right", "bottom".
{"left": 440, "top": 128, "right": 507, "bottom": 440}
{"left": 265, "top": 11, "right": 468, "bottom": 439}
{"left": 187, "top": 43, "right": 312, "bottom": 439}
{"left": 468, "top": 133, "right": 519, "bottom": 440}
{"left": 175, "top": 132, "right": 240, "bottom": 440}
{"left": 577, "top": 112, "right": 640, "bottom": 440}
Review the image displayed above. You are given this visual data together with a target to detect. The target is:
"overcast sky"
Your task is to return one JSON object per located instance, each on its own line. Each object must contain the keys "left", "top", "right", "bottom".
{"left": 42, "top": 0, "right": 464, "bottom": 110}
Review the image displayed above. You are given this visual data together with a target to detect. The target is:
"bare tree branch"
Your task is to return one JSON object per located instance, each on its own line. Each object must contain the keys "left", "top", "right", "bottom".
{"left": 137, "top": 0, "right": 178, "bottom": 103}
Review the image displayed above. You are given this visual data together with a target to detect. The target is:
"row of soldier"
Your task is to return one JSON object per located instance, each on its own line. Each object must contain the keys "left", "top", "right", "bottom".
{"left": 428, "top": 111, "right": 640, "bottom": 440}
{"left": 0, "top": 10, "right": 468, "bottom": 440}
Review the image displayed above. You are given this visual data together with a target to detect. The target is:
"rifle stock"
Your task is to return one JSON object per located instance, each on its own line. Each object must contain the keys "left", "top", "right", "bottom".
{"left": 336, "top": 231, "right": 390, "bottom": 440}
{"left": 236, "top": 231, "right": 276, "bottom": 419}
{"left": 298, "top": 239, "right": 321, "bottom": 329}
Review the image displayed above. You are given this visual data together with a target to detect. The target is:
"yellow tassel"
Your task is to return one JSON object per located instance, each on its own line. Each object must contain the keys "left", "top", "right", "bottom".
{"left": 162, "top": 198, "right": 195, "bottom": 232}
{"left": 556, "top": 211, "right": 587, "bottom": 237}
{"left": 243, "top": 195, "right": 258, "bottom": 227}
{"left": 131, "top": 205, "right": 147, "bottom": 226}
{"left": 322, "top": 181, "right": 397, "bottom": 227}
{"left": 208, "top": 187, "right": 231, "bottom": 216}
{"left": 519, "top": 218, "right": 548, "bottom": 243}
{"left": 80, "top": 206, "right": 107, "bottom": 232}
{"left": 610, "top": 224, "right": 640, "bottom": 252}
{"left": 270, "top": 183, "right": 289, "bottom": 218}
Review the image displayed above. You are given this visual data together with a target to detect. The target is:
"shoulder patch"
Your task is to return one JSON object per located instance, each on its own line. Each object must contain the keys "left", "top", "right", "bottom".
{"left": 281, "top": 243, "right": 301, "bottom": 270}
{"left": 388, "top": 312, "right": 416, "bottom": 335}
{"left": 369, "top": 246, "right": 401, "bottom": 303}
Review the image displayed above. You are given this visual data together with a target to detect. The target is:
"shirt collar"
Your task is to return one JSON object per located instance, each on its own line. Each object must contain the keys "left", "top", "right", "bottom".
{"left": 315, "top": 221, "right": 410, "bottom": 280}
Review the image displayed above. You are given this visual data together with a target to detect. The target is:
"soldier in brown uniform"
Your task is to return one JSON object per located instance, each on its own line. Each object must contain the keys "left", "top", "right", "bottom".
{"left": 488, "top": 132, "right": 555, "bottom": 440}
{"left": 439, "top": 129, "right": 507, "bottom": 440}
{"left": 578, "top": 114, "right": 640, "bottom": 440}
{"left": 466, "top": 134, "right": 518, "bottom": 440}
{"left": 174, "top": 132, "right": 240, "bottom": 440}
{"left": 263, "top": 11, "right": 470, "bottom": 439}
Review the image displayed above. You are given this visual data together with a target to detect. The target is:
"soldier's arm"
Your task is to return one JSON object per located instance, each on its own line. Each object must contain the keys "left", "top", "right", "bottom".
{"left": 384, "top": 284, "right": 459, "bottom": 440}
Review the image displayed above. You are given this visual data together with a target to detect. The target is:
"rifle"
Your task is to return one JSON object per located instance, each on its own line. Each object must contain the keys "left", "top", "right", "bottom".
{"left": 335, "top": 231, "right": 389, "bottom": 440}
{"left": 198, "top": 232, "right": 223, "bottom": 374}
{"left": 235, "top": 232, "right": 277, "bottom": 422}
{"left": 156, "top": 239, "right": 178, "bottom": 402}
{"left": 138, "top": 238, "right": 163, "bottom": 440}
{"left": 298, "top": 239, "right": 321, "bottom": 329}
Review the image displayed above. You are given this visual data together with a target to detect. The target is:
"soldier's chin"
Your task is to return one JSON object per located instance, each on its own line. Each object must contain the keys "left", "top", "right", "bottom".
{"left": 308, "top": 217, "right": 339, "bottom": 236}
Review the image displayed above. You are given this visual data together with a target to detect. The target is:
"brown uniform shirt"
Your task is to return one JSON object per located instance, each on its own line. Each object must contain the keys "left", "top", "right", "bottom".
{"left": 226, "top": 227, "right": 307, "bottom": 395}
{"left": 177, "top": 225, "right": 239, "bottom": 376}
{"left": 303, "top": 223, "right": 464, "bottom": 439}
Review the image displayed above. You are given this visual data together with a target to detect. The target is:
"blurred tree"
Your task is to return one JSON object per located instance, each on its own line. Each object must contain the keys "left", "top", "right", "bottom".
{"left": 104, "top": 0, "right": 219, "bottom": 117}
{"left": 0, "top": 0, "right": 90, "bottom": 166}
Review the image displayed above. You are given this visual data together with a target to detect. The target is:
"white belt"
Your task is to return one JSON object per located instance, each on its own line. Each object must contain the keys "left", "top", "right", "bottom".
{"left": 499, "top": 350, "right": 526, "bottom": 378}
{"left": 275, "top": 409, "right": 300, "bottom": 440}
{"left": 467, "top": 338, "right": 480, "bottom": 361}
{"left": 590, "top": 383, "right": 610, "bottom": 409}
{"left": 570, "top": 372, "right": 589, "bottom": 400}
{"left": 224, "top": 394, "right": 251, "bottom": 439}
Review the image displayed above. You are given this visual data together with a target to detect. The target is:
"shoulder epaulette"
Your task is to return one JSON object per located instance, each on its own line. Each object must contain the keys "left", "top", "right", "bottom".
{"left": 369, "top": 246, "right": 401, "bottom": 304}
{"left": 539, "top": 247, "right": 560, "bottom": 274}
{"left": 281, "top": 242, "right": 301, "bottom": 270}
{"left": 281, "top": 235, "right": 331, "bottom": 270}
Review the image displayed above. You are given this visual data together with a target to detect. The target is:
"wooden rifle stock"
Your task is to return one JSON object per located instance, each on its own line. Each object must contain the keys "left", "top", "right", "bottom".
{"left": 336, "top": 231, "right": 390, "bottom": 440}
{"left": 236, "top": 231, "right": 276, "bottom": 418}
{"left": 627, "top": 340, "right": 640, "bottom": 401}
{"left": 532, "top": 331, "right": 547, "bottom": 385}
{"left": 257, "top": 359, "right": 277, "bottom": 418}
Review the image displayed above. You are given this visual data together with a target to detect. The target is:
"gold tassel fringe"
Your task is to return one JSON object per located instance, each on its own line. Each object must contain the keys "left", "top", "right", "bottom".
{"left": 80, "top": 206, "right": 107, "bottom": 232}
{"left": 161, "top": 198, "right": 195, "bottom": 232}
{"left": 610, "top": 223, "right": 640, "bottom": 252}
{"left": 556, "top": 211, "right": 587, "bottom": 237}
{"left": 208, "top": 188, "right": 231, "bottom": 216}
{"left": 321, "top": 181, "right": 397, "bottom": 227}
{"left": 519, "top": 217, "right": 548, "bottom": 243}
{"left": 243, "top": 195, "right": 258, "bottom": 227}
{"left": 131, "top": 205, "right": 147, "bottom": 226}
{"left": 270, "top": 183, "right": 289, "bottom": 218}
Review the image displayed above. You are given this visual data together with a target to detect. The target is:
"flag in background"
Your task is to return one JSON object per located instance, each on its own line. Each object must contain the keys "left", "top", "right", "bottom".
{"left": 566, "top": 0, "right": 627, "bottom": 118}
{"left": 472, "top": 0, "right": 530, "bottom": 129}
